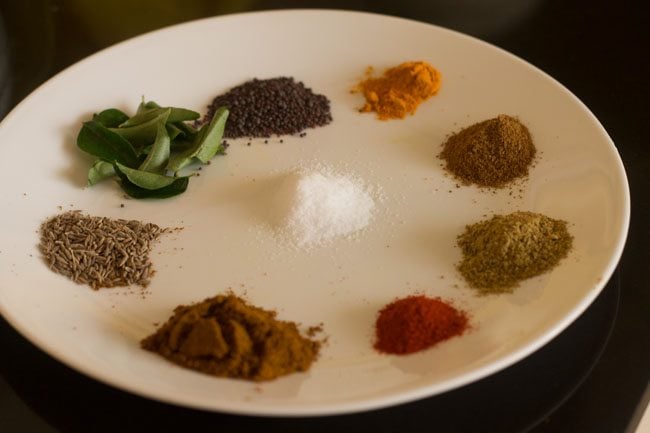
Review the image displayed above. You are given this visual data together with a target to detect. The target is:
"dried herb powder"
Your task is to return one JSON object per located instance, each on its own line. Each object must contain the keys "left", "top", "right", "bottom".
{"left": 439, "top": 115, "right": 536, "bottom": 187}
{"left": 200, "top": 77, "right": 332, "bottom": 138}
{"left": 141, "top": 294, "right": 321, "bottom": 381}
{"left": 39, "top": 211, "right": 169, "bottom": 289}
{"left": 457, "top": 211, "right": 573, "bottom": 294}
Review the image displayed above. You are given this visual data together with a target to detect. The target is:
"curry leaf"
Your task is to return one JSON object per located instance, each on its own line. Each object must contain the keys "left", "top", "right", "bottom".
{"left": 168, "top": 107, "right": 200, "bottom": 123}
{"left": 169, "top": 138, "right": 194, "bottom": 152}
{"left": 115, "top": 166, "right": 189, "bottom": 199}
{"left": 87, "top": 160, "right": 115, "bottom": 185}
{"left": 123, "top": 106, "right": 199, "bottom": 127}
{"left": 135, "top": 100, "right": 200, "bottom": 123}
{"left": 111, "top": 109, "right": 170, "bottom": 147}
{"left": 119, "top": 107, "right": 170, "bottom": 128}
{"left": 77, "top": 120, "right": 140, "bottom": 167}
{"left": 136, "top": 100, "right": 161, "bottom": 114}
{"left": 114, "top": 162, "right": 178, "bottom": 190}
{"left": 138, "top": 123, "right": 170, "bottom": 174}
{"left": 166, "top": 107, "right": 228, "bottom": 172}
{"left": 166, "top": 123, "right": 184, "bottom": 141}
{"left": 194, "top": 107, "right": 229, "bottom": 163}
{"left": 175, "top": 121, "right": 199, "bottom": 136}
{"left": 80, "top": 99, "right": 226, "bottom": 199}
{"left": 168, "top": 122, "right": 199, "bottom": 149}
{"left": 92, "top": 109, "right": 129, "bottom": 128}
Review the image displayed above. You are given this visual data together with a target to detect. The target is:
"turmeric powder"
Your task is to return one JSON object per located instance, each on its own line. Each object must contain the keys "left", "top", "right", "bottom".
{"left": 353, "top": 61, "right": 442, "bottom": 120}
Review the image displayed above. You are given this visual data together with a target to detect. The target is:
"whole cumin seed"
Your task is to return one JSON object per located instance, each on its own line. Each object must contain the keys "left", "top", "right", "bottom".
{"left": 39, "top": 211, "right": 171, "bottom": 289}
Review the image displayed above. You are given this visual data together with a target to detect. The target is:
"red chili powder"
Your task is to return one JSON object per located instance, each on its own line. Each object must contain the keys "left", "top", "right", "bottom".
{"left": 374, "top": 295, "right": 468, "bottom": 355}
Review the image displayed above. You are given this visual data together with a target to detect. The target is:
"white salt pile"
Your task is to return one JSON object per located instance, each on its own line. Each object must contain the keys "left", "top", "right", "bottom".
{"left": 273, "top": 168, "right": 375, "bottom": 248}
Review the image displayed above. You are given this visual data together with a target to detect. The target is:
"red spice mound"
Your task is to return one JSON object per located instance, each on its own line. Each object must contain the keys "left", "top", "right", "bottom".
{"left": 374, "top": 295, "right": 468, "bottom": 355}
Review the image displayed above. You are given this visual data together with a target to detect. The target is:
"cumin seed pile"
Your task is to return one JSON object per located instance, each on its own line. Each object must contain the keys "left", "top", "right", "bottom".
{"left": 39, "top": 211, "right": 169, "bottom": 289}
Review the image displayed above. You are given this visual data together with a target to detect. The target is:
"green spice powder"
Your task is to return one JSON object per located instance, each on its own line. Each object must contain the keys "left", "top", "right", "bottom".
{"left": 457, "top": 211, "right": 573, "bottom": 294}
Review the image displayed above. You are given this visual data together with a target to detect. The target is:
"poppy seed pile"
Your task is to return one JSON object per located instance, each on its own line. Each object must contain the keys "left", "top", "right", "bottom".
{"left": 200, "top": 77, "right": 332, "bottom": 138}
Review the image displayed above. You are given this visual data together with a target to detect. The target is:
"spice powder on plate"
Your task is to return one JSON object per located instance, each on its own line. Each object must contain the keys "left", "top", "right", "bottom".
{"left": 353, "top": 61, "right": 442, "bottom": 120}
{"left": 141, "top": 294, "right": 321, "bottom": 381}
{"left": 374, "top": 295, "right": 468, "bottom": 355}
{"left": 439, "top": 115, "right": 536, "bottom": 188}
{"left": 457, "top": 211, "right": 573, "bottom": 294}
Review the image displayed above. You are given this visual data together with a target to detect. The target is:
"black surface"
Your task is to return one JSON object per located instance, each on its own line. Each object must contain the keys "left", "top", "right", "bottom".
{"left": 1, "top": 1, "right": 649, "bottom": 432}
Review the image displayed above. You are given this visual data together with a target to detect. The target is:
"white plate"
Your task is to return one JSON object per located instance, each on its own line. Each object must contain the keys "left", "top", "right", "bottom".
{"left": 0, "top": 10, "right": 629, "bottom": 416}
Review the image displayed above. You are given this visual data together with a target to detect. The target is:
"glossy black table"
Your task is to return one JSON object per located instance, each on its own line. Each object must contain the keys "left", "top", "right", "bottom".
{"left": 1, "top": 1, "right": 648, "bottom": 432}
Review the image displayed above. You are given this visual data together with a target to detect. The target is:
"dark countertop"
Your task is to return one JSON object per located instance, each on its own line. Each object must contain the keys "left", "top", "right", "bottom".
{"left": 1, "top": 1, "right": 648, "bottom": 432}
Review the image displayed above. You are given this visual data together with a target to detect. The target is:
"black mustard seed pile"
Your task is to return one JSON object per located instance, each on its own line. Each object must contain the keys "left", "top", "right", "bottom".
{"left": 200, "top": 77, "right": 332, "bottom": 138}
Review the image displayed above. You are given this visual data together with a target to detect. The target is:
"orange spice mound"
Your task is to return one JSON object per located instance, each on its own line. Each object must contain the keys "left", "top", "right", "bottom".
{"left": 353, "top": 61, "right": 442, "bottom": 120}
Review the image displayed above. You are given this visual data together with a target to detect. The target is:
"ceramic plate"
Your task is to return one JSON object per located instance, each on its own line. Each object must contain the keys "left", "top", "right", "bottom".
{"left": 0, "top": 10, "right": 629, "bottom": 416}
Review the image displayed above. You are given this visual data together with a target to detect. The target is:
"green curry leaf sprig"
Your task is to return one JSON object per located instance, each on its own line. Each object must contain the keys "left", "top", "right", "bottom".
{"left": 77, "top": 100, "right": 228, "bottom": 199}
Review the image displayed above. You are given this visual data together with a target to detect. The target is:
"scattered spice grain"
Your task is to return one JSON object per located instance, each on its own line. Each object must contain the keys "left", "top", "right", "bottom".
{"left": 141, "top": 294, "right": 321, "bottom": 381}
{"left": 457, "top": 211, "right": 573, "bottom": 294}
{"left": 199, "top": 77, "right": 332, "bottom": 138}
{"left": 439, "top": 115, "right": 536, "bottom": 187}
{"left": 39, "top": 211, "right": 171, "bottom": 289}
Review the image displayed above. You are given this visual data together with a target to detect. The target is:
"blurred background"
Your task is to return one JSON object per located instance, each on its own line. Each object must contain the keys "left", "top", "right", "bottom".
{"left": 2, "top": 0, "right": 549, "bottom": 116}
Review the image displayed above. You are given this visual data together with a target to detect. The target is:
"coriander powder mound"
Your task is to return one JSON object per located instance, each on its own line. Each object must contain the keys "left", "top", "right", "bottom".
{"left": 439, "top": 115, "right": 536, "bottom": 188}
{"left": 457, "top": 211, "right": 573, "bottom": 294}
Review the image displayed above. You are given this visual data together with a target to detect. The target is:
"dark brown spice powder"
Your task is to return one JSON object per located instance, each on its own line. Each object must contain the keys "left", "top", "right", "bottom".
{"left": 439, "top": 115, "right": 536, "bottom": 187}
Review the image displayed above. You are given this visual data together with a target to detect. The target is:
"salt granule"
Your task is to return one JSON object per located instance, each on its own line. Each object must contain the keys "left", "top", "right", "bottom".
{"left": 274, "top": 168, "right": 374, "bottom": 247}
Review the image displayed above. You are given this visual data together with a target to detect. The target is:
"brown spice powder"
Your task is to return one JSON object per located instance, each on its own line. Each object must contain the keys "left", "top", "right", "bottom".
{"left": 141, "top": 294, "right": 321, "bottom": 381}
{"left": 439, "top": 115, "right": 536, "bottom": 187}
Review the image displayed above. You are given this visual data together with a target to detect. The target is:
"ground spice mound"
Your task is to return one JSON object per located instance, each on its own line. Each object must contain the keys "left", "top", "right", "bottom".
{"left": 374, "top": 295, "right": 468, "bottom": 355}
{"left": 457, "top": 211, "right": 573, "bottom": 294}
{"left": 39, "top": 211, "right": 168, "bottom": 289}
{"left": 141, "top": 294, "right": 321, "bottom": 381}
{"left": 353, "top": 61, "right": 442, "bottom": 120}
{"left": 200, "top": 77, "right": 332, "bottom": 138}
{"left": 439, "top": 115, "right": 536, "bottom": 187}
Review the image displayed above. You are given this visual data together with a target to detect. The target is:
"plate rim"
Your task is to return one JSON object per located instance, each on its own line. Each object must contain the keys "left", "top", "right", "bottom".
{"left": 0, "top": 8, "right": 631, "bottom": 416}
